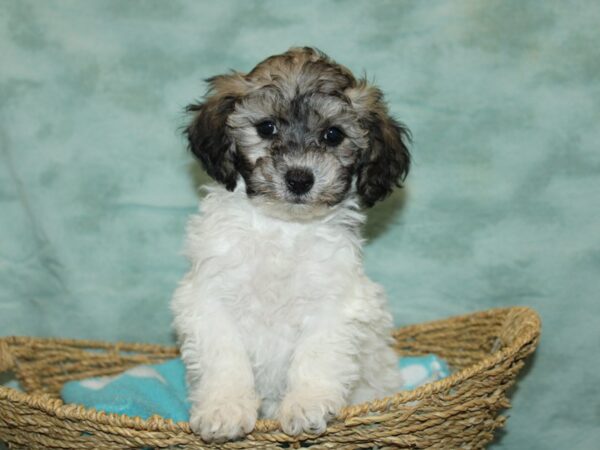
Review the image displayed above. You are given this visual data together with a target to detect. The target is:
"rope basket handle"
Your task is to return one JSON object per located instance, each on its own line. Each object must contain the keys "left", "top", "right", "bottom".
{"left": 0, "top": 339, "right": 15, "bottom": 372}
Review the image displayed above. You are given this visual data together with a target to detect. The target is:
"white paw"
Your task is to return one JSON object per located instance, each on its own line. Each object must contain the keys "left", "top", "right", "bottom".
{"left": 277, "top": 390, "right": 340, "bottom": 436}
{"left": 189, "top": 392, "right": 259, "bottom": 442}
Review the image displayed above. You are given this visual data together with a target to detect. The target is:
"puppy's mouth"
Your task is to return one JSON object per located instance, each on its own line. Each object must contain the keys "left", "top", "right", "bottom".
{"left": 289, "top": 194, "right": 309, "bottom": 204}
{"left": 251, "top": 159, "right": 318, "bottom": 204}
{"left": 250, "top": 154, "right": 353, "bottom": 211}
{"left": 283, "top": 168, "right": 314, "bottom": 203}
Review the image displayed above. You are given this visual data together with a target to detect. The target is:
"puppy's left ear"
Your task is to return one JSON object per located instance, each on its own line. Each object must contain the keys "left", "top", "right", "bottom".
{"left": 348, "top": 82, "right": 411, "bottom": 207}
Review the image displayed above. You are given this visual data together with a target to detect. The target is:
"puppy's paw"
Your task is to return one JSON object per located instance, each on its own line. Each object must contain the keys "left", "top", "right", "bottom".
{"left": 277, "top": 390, "right": 341, "bottom": 436}
{"left": 189, "top": 391, "right": 259, "bottom": 442}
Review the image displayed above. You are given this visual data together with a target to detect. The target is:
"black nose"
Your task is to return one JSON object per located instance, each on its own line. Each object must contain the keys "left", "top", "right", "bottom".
{"left": 285, "top": 168, "right": 314, "bottom": 195}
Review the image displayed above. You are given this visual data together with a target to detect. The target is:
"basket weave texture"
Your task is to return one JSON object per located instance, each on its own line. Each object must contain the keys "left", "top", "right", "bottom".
{"left": 0, "top": 307, "right": 540, "bottom": 449}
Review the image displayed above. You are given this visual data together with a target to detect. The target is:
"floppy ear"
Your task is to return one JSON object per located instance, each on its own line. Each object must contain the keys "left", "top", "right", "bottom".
{"left": 349, "top": 82, "right": 411, "bottom": 207}
{"left": 185, "top": 73, "right": 248, "bottom": 191}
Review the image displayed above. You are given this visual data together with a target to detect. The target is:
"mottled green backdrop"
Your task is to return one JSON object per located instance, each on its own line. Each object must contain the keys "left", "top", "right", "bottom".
{"left": 1, "top": 1, "right": 599, "bottom": 448}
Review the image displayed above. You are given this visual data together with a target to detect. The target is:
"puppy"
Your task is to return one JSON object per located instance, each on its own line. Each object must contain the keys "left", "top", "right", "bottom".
{"left": 171, "top": 47, "right": 410, "bottom": 442}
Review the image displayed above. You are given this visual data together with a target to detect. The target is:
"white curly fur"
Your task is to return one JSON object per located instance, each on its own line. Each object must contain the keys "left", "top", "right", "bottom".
{"left": 171, "top": 183, "right": 403, "bottom": 442}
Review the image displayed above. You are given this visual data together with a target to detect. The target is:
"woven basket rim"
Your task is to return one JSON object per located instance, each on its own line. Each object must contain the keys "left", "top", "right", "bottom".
{"left": 0, "top": 306, "right": 541, "bottom": 436}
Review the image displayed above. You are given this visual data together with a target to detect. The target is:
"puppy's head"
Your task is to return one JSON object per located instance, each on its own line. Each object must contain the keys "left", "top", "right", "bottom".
{"left": 186, "top": 47, "right": 410, "bottom": 215}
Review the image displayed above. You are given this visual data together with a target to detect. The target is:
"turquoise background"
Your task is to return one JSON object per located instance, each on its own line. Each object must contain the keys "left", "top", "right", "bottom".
{"left": 1, "top": 1, "right": 599, "bottom": 448}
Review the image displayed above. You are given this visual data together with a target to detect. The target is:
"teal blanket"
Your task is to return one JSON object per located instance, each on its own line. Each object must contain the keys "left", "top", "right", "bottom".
{"left": 1, "top": 1, "right": 599, "bottom": 449}
{"left": 60, "top": 355, "right": 449, "bottom": 422}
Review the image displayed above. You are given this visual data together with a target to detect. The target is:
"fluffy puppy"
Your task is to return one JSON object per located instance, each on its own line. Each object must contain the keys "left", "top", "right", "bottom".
{"left": 171, "top": 47, "right": 411, "bottom": 442}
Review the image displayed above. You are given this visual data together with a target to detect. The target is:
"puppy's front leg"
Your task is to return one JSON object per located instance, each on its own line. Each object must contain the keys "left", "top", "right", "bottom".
{"left": 175, "top": 288, "right": 259, "bottom": 442}
{"left": 278, "top": 323, "right": 359, "bottom": 436}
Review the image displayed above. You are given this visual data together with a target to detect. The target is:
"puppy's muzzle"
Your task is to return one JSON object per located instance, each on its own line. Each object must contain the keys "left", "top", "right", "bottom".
{"left": 285, "top": 168, "right": 314, "bottom": 195}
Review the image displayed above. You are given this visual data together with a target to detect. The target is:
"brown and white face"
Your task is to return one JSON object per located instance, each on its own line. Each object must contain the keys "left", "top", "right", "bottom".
{"left": 186, "top": 47, "right": 410, "bottom": 216}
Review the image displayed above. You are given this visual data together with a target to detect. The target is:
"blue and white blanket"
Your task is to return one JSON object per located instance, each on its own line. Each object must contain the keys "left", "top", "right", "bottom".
{"left": 58, "top": 355, "right": 450, "bottom": 421}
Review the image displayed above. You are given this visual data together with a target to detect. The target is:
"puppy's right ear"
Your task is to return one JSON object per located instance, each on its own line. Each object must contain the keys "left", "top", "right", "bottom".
{"left": 185, "top": 73, "right": 249, "bottom": 191}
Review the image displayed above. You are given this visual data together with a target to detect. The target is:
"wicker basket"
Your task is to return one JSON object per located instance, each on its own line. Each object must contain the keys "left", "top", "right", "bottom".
{"left": 0, "top": 307, "right": 540, "bottom": 449}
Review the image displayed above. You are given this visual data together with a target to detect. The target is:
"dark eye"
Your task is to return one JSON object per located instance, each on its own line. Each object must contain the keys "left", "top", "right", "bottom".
{"left": 323, "top": 127, "right": 345, "bottom": 146}
{"left": 256, "top": 120, "right": 277, "bottom": 138}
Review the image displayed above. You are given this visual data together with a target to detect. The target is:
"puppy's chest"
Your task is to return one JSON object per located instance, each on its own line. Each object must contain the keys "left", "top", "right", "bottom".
{"left": 223, "top": 224, "right": 356, "bottom": 393}
{"left": 224, "top": 224, "right": 356, "bottom": 315}
{"left": 208, "top": 220, "right": 354, "bottom": 344}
